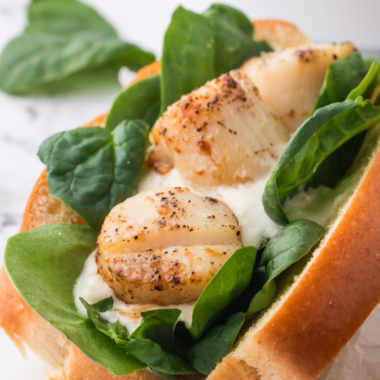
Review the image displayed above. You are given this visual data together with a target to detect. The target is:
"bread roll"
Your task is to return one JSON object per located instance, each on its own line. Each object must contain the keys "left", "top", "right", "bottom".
{"left": 3, "top": 20, "right": 370, "bottom": 380}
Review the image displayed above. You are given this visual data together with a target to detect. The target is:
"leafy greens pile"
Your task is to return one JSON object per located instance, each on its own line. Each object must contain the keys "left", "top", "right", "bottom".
{"left": 6, "top": 221, "right": 323, "bottom": 378}
{"left": 0, "top": 0, "right": 155, "bottom": 93}
{"left": 159, "top": 4, "right": 272, "bottom": 113}
{"left": 38, "top": 120, "right": 150, "bottom": 231}
{"left": 5, "top": 2, "right": 380, "bottom": 379}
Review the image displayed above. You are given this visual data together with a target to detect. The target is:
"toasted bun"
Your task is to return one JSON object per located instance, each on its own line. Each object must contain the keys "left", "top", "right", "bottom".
{"left": 0, "top": 21, "right": 319, "bottom": 380}
{"left": 208, "top": 132, "right": 380, "bottom": 380}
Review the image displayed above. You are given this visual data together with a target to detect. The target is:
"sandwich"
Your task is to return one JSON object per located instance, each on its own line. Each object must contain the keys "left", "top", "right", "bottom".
{"left": 2, "top": 4, "right": 380, "bottom": 380}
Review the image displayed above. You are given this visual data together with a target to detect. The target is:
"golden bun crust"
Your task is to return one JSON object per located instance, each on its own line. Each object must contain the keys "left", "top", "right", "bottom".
{"left": 0, "top": 265, "right": 71, "bottom": 368}
{"left": 60, "top": 345, "right": 203, "bottom": 380}
{"left": 54, "top": 345, "right": 163, "bottom": 380}
{"left": 208, "top": 356, "right": 261, "bottom": 380}
{"left": 129, "top": 61, "right": 162, "bottom": 86}
{"left": 0, "top": 21, "right": 311, "bottom": 380}
{"left": 208, "top": 138, "right": 380, "bottom": 380}
{"left": 21, "top": 169, "right": 86, "bottom": 232}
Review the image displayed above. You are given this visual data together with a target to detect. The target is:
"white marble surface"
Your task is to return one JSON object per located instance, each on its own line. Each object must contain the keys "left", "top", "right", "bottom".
{"left": 0, "top": 0, "right": 380, "bottom": 379}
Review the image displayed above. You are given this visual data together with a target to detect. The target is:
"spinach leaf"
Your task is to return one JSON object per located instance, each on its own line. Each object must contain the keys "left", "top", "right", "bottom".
{"left": 224, "top": 253, "right": 267, "bottom": 318}
{"left": 307, "top": 129, "right": 367, "bottom": 189}
{"left": 308, "top": 54, "right": 379, "bottom": 189}
{"left": 312, "top": 51, "right": 365, "bottom": 111}
{"left": 80, "top": 298, "right": 129, "bottom": 347}
{"left": 263, "top": 99, "right": 356, "bottom": 225}
{"left": 246, "top": 220, "right": 325, "bottom": 317}
{"left": 131, "top": 309, "right": 181, "bottom": 354}
{"left": 348, "top": 59, "right": 380, "bottom": 101}
{"left": 126, "top": 339, "right": 198, "bottom": 379}
{"left": 244, "top": 277, "right": 276, "bottom": 317}
{"left": 4, "top": 224, "right": 145, "bottom": 375}
{"left": 262, "top": 220, "right": 325, "bottom": 280}
{"left": 364, "top": 58, "right": 376, "bottom": 72}
{"left": 38, "top": 120, "right": 149, "bottom": 230}
{"left": 204, "top": 4, "right": 272, "bottom": 73}
{"left": 85, "top": 296, "right": 114, "bottom": 313}
{"left": 187, "top": 312, "right": 245, "bottom": 375}
{"left": 185, "top": 246, "right": 256, "bottom": 341}
{"left": 82, "top": 297, "right": 197, "bottom": 377}
{"left": 0, "top": 0, "right": 155, "bottom": 93}
{"left": 159, "top": 5, "right": 272, "bottom": 114}
{"left": 160, "top": 6, "right": 215, "bottom": 114}
{"left": 105, "top": 75, "right": 161, "bottom": 131}
{"left": 263, "top": 96, "right": 380, "bottom": 225}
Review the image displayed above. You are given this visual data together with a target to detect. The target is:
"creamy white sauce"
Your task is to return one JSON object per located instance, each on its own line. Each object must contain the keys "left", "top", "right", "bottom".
{"left": 283, "top": 171, "right": 361, "bottom": 228}
{"left": 75, "top": 165, "right": 280, "bottom": 332}
{"left": 75, "top": 251, "right": 195, "bottom": 334}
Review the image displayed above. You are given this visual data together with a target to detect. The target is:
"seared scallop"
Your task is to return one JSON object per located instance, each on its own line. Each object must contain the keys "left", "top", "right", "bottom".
{"left": 147, "top": 69, "right": 289, "bottom": 187}
{"left": 97, "top": 187, "right": 242, "bottom": 305}
{"left": 242, "top": 42, "right": 356, "bottom": 133}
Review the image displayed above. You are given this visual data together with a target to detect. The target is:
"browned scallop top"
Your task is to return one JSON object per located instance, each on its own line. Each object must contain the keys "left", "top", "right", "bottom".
{"left": 147, "top": 70, "right": 289, "bottom": 186}
{"left": 97, "top": 187, "right": 242, "bottom": 305}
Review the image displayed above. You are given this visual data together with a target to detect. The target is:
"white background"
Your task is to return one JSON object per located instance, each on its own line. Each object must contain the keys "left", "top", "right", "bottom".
{"left": 0, "top": 0, "right": 380, "bottom": 379}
